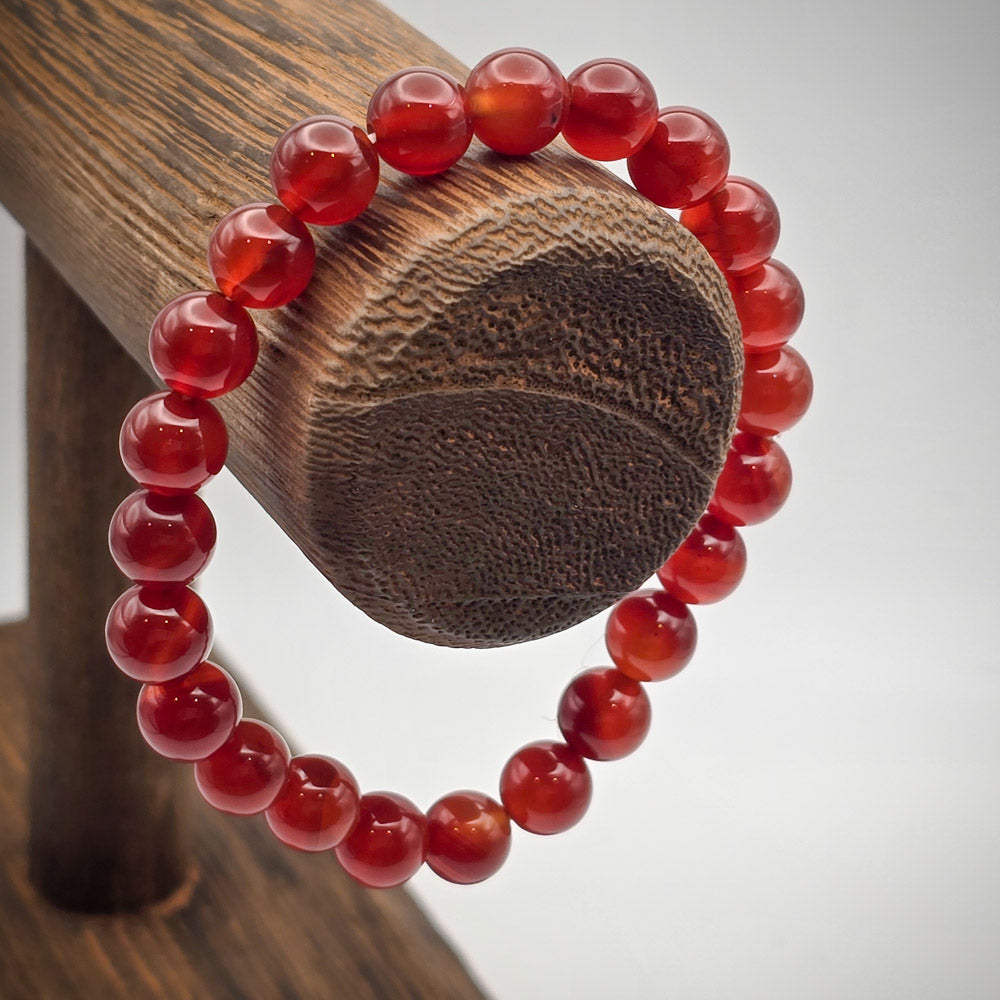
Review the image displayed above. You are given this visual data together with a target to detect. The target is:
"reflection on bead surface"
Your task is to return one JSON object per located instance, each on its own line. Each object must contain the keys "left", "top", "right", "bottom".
{"left": 500, "top": 740, "right": 592, "bottom": 834}
{"left": 656, "top": 513, "right": 746, "bottom": 605}
{"left": 605, "top": 589, "right": 697, "bottom": 682}
{"left": 557, "top": 667, "right": 651, "bottom": 761}
{"left": 137, "top": 661, "right": 242, "bottom": 761}
{"left": 728, "top": 259, "right": 805, "bottom": 353}
{"left": 426, "top": 790, "right": 512, "bottom": 884}
{"left": 709, "top": 432, "right": 792, "bottom": 526}
{"left": 739, "top": 345, "right": 813, "bottom": 436}
{"left": 335, "top": 792, "right": 427, "bottom": 888}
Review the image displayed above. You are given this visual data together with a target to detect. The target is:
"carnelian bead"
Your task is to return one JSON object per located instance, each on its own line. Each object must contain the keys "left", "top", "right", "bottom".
{"left": 739, "top": 345, "right": 814, "bottom": 436}
{"left": 269, "top": 116, "right": 380, "bottom": 225}
{"left": 557, "top": 667, "right": 652, "bottom": 761}
{"left": 681, "top": 176, "right": 780, "bottom": 276}
{"left": 499, "top": 740, "right": 592, "bottom": 835}
{"left": 194, "top": 719, "right": 291, "bottom": 816}
{"left": 367, "top": 68, "right": 473, "bottom": 176}
{"left": 656, "top": 513, "right": 747, "bottom": 605}
{"left": 119, "top": 391, "right": 228, "bottom": 496}
{"left": 709, "top": 432, "right": 792, "bottom": 527}
{"left": 426, "top": 791, "right": 512, "bottom": 885}
{"left": 626, "top": 106, "right": 730, "bottom": 208}
{"left": 106, "top": 584, "right": 213, "bottom": 682}
{"left": 208, "top": 202, "right": 315, "bottom": 309}
{"left": 728, "top": 259, "right": 805, "bottom": 354}
{"left": 149, "top": 292, "right": 258, "bottom": 398}
{"left": 335, "top": 792, "right": 427, "bottom": 888}
{"left": 562, "top": 59, "right": 658, "bottom": 161}
{"left": 109, "top": 489, "right": 216, "bottom": 585}
{"left": 137, "top": 661, "right": 242, "bottom": 761}
{"left": 605, "top": 589, "right": 697, "bottom": 682}
{"left": 265, "top": 755, "right": 361, "bottom": 852}
{"left": 466, "top": 48, "right": 569, "bottom": 155}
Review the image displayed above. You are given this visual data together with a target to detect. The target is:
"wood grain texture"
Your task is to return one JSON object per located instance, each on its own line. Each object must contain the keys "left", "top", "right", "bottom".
{"left": 0, "top": 0, "right": 743, "bottom": 647}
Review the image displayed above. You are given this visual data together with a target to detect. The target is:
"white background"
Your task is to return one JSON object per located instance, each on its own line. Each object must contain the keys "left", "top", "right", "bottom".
{"left": 1, "top": 0, "right": 999, "bottom": 997}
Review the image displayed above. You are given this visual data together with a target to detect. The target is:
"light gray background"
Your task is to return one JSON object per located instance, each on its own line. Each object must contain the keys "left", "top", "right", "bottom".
{"left": 1, "top": 0, "right": 998, "bottom": 997}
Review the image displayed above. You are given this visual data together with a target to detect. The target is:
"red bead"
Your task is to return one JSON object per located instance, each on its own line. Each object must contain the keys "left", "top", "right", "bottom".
{"left": 499, "top": 740, "right": 592, "bottom": 835}
{"left": 367, "top": 68, "right": 473, "bottom": 176}
{"left": 265, "top": 755, "right": 361, "bottom": 852}
{"left": 728, "top": 259, "right": 805, "bottom": 354}
{"left": 149, "top": 292, "right": 258, "bottom": 398}
{"left": 106, "top": 584, "right": 213, "bottom": 682}
{"left": 109, "top": 489, "right": 216, "bottom": 585}
{"left": 335, "top": 792, "right": 427, "bottom": 888}
{"left": 709, "top": 432, "right": 792, "bottom": 526}
{"left": 269, "top": 116, "right": 380, "bottom": 225}
{"left": 681, "top": 176, "right": 780, "bottom": 276}
{"left": 426, "top": 790, "right": 512, "bottom": 885}
{"left": 656, "top": 513, "right": 747, "bottom": 605}
{"left": 626, "top": 106, "right": 730, "bottom": 208}
{"left": 563, "top": 59, "right": 658, "bottom": 161}
{"left": 466, "top": 48, "right": 569, "bottom": 155}
{"left": 739, "top": 345, "right": 813, "bottom": 436}
{"left": 137, "top": 661, "right": 242, "bottom": 761}
{"left": 605, "top": 589, "right": 697, "bottom": 682}
{"left": 557, "top": 667, "right": 651, "bottom": 761}
{"left": 119, "top": 391, "right": 228, "bottom": 496}
{"left": 194, "top": 719, "right": 291, "bottom": 816}
{"left": 208, "top": 202, "right": 315, "bottom": 309}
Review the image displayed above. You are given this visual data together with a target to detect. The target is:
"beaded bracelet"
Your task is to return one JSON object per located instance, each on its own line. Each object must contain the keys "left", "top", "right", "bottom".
{"left": 105, "top": 49, "right": 811, "bottom": 888}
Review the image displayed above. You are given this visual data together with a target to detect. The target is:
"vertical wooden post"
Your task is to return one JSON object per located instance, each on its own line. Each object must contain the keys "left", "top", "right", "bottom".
{"left": 25, "top": 240, "right": 189, "bottom": 911}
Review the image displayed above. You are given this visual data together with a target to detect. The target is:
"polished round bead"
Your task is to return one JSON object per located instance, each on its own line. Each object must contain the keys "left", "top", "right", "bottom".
{"left": 106, "top": 584, "right": 213, "bottom": 682}
{"left": 681, "top": 176, "right": 780, "bottom": 276}
{"left": 605, "top": 589, "right": 697, "bottom": 682}
{"left": 148, "top": 292, "right": 258, "bottom": 398}
{"left": 366, "top": 68, "right": 473, "bottom": 176}
{"left": 335, "top": 792, "right": 428, "bottom": 888}
{"left": 739, "top": 345, "right": 814, "bottom": 436}
{"left": 557, "top": 667, "right": 652, "bottom": 761}
{"left": 656, "top": 513, "right": 747, "bottom": 605}
{"left": 208, "top": 202, "right": 315, "bottom": 309}
{"left": 562, "top": 59, "right": 658, "bottom": 160}
{"left": 119, "top": 391, "right": 228, "bottom": 496}
{"left": 426, "top": 790, "right": 512, "bottom": 885}
{"left": 194, "top": 719, "right": 291, "bottom": 816}
{"left": 466, "top": 48, "right": 569, "bottom": 155}
{"left": 137, "top": 661, "right": 242, "bottom": 761}
{"left": 265, "top": 755, "right": 361, "bottom": 852}
{"left": 109, "top": 489, "right": 216, "bottom": 585}
{"left": 728, "top": 259, "right": 805, "bottom": 353}
{"left": 499, "top": 740, "right": 592, "bottom": 835}
{"left": 269, "top": 116, "right": 380, "bottom": 225}
{"left": 709, "top": 432, "right": 793, "bottom": 526}
{"left": 626, "top": 106, "right": 730, "bottom": 208}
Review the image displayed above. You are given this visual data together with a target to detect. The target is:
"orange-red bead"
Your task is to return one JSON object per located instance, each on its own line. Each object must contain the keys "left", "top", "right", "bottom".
{"left": 335, "top": 792, "right": 428, "bottom": 888}
{"left": 728, "top": 259, "right": 805, "bottom": 354}
{"left": 499, "top": 740, "right": 592, "bottom": 835}
{"left": 557, "top": 667, "right": 651, "bottom": 761}
{"left": 709, "top": 432, "right": 792, "bottom": 526}
{"left": 739, "top": 345, "right": 813, "bottom": 436}
{"left": 656, "top": 513, "right": 747, "bottom": 605}
{"left": 426, "top": 791, "right": 512, "bottom": 884}
{"left": 605, "top": 589, "right": 697, "bottom": 682}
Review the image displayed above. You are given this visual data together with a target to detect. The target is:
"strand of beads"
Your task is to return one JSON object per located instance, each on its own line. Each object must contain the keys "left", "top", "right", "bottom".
{"left": 106, "top": 47, "right": 811, "bottom": 888}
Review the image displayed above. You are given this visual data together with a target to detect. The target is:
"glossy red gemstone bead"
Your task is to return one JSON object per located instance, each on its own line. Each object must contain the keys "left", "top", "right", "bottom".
{"left": 137, "top": 660, "right": 242, "bottom": 761}
{"left": 109, "top": 489, "right": 216, "bottom": 585}
{"left": 466, "top": 48, "right": 569, "bottom": 155}
{"left": 605, "top": 589, "right": 697, "bottom": 682}
{"left": 335, "top": 792, "right": 428, "bottom": 888}
{"left": 709, "top": 432, "right": 793, "bottom": 526}
{"left": 119, "top": 391, "right": 228, "bottom": 496}
{"left": 499, "top": 740, "right": 592, "bottom": 835}
{"left": 739, "top": 345, "right": 814, "bottom": 436}
{"left": 728, "top": 259, "right": 805, "bottom": 354}
{"left": 557, "top": 667, "right": 652, "bottom": 761}
{"left": 106, "top": 584, "right": 213, "bottom": 682}
{"left": 626, "top": 106, "right": 730, "bottom": 208}
{"left": 269, "top": 116, "right": 380, "bottom": 225}
{"left": 681, "top": 176, "right": 780, "bottom": 276}
{"left": 426, "top": 790, "right": 512, "bottom": 885}
{"left": 208, "top": 202, "right": 315, "bottom": 309}
{"left": 265, "top": 755, "right": 361, "bottom": 852}
{"left": 656, "top": 513, "right": 747, "bottom": 605}
{"left": 194, "top": 719, "right": 291, "bottom": 816}
{"left": 562, "top": 59, "right": 658, "bottom": 161}
{"left": 148, "top": 291, "right": 258, "bottom": 399}
{"left": 367, "top": 68, "right": 473, "bottom": 176}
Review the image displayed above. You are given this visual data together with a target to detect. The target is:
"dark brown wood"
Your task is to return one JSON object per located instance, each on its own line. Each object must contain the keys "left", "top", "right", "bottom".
{"left": 0, "top": 0, "right": 742, "bottom": 647}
